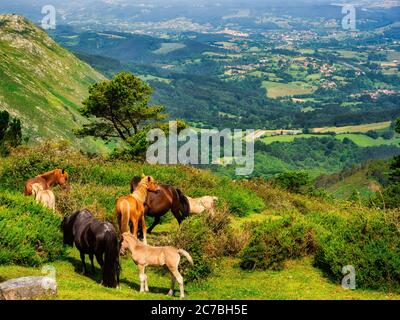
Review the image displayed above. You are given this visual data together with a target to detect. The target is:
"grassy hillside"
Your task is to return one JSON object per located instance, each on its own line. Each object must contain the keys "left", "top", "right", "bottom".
{"left": 2, "top": 143, "right": 400, "bottom": 299}
{"left": 316, "top": 160, "right": 389, "bottom": 200}
{"left": 0, "top": 14, "right": 107, "bottom": 153}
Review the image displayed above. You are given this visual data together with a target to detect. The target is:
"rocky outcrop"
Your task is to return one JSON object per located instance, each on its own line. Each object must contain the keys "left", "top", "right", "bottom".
{"left": 0, "top": 276, "right": 57, "bottom": 300}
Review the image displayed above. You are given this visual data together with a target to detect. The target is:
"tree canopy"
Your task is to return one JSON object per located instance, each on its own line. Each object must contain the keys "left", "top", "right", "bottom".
{"left": 77, "top": 71, "right": 167, "bottom": 142}
{"left": 0, "top": 110, "right": 22, "bottom": 155}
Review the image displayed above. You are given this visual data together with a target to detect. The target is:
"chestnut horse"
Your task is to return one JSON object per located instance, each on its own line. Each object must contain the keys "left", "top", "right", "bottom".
{"left": 130, "top": 176, "right": 190, "bottom": 233}
{"left": 24, "top": 168, "right": 69, "bottom": 196}
{"left": 116, "top": 175, "right": 158, "bottom": 244}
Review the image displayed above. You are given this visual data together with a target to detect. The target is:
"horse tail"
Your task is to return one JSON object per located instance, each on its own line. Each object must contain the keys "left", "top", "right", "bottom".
{"left": 102, "top": 230, "right": 120, "bottom": 288}
{"left": 120, "top": 199, "right": 131, "bottom": 234}
{"left": 178, "top": 249, "right": 194, "bottom": 265}
{"left": 176, "top": 188, "right": 190, "bottom": 217}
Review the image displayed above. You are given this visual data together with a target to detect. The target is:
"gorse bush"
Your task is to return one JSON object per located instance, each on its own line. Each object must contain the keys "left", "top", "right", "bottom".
{"left": 273, "top": 171, "right": 310, "bottom": 193}
{"left": 0, "top": 192, "right": 64, "bottom": 266}
{"left": 314, "top": 210, "right": 400, "bottom": 291}
{"left": 239, "top": 215, "right": 316, "bottom": 271}
{"left": 166, "top": 208, "right": 247, "bottom": 282}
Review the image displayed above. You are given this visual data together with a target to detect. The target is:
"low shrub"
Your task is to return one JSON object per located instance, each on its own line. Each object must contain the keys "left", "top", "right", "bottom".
{"left": 314, "top": 210, "right": 400, "bottom": 291}
{"left": 0, "top": 141, "right": 264, "bottom": 217}
{"left": 0, "top": 192, "right": 64, "bottom": 266}
{"left": 239, "top": 215, "right": 316, "bottom": 271}
{"left": 163, "top": 208, "right": 247, "bottom": 282}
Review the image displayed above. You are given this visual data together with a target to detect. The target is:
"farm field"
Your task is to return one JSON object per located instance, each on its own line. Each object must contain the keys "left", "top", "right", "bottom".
{"left": 335, "top": 134, "right": 400, "bottom": 147}
{"left": 312, "top": 122, "right": 392, "bottom": 134}
{"left": 261, "top": 81, "right": 317, "bottom": 98}
{"left": 261, "top": 134, "right": 326, "bottom": 144}
{"left": 261, "top": 133, "right": 400, "bottom": 147}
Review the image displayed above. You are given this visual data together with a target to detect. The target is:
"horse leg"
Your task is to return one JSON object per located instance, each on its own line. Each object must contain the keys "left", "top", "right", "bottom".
{"left": 95, "top": 253, "right": 104, "bottom": 285}
{"left": 95, "top": 253, "right": 104, "bottom": 269}
{"left": 147, "top": 217, "right": 161, "bottom": 234}
{"left": 138, "top": 264, "right": 146, "bottom": 293}
{"left": 89, "top": 253, "right": 95, "bottom": 274}
{"left": 133, "top": 219, "right": 139, "bottom": 239}
{"left": 144, "top": 269, "right": 149, "bottom": 292}
{"left": 141, "top": 215, "right": 148, "bottom": 245}
{"left": 171, "top": 269, "right": 185, "bottom": 299}
{"left": 168, "top": 272, "right": 176, "bottom": 296}
{"left": 80, "top": 252, "right": 87, "bottom": 275}
{"left": 117, "top": 213, "right": 121, "bottom": 234}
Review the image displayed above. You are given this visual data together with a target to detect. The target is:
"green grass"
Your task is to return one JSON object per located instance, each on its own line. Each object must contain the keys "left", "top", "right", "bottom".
{"left": 261, "top": 134, "right": 328, "bottom": 145}
{"left": 260, "top": 132, "right": 400, "bottom": 148}
{"left": 139, "top": 74, "right": 172, "bottom": 84}
{"left": 1, "top": 245, "right": 399, "bottom": 300}
{"left": 335, "top": 134, "right": 400, "bottom": 147}
{"left": 326, "top": 170, "right": 379, "bottom": 199}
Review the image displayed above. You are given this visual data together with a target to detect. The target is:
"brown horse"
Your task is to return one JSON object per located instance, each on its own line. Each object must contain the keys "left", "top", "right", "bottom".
{"left": 130, "top": 176, "right": 190, "bottom": 234}
{"left": 116, "top": 175, "right": 158, "bottom": 244}
{"left": 24, "top": 168, "right": 69, "bottom": 196}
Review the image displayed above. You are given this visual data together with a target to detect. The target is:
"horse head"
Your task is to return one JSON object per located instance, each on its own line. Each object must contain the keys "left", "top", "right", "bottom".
{"left": 61, "top": 216, "right": 74, "bottom": 246}
{"left": 119, "top": 232, "right": 134, "bottom": 256}
{"left": 140, "top": 175, "right": 158, "bottom": 192}
{"left": 61, "top": 211, "right": 81, "bottom": 246}
{"left": 55, "top": 168, "right": 69, "bottom": 190}
{"left": 31, "top": 183, "right": 44, "bottom": 197}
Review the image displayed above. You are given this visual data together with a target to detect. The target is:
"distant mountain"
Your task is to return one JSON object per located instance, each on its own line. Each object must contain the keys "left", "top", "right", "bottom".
{"left": 0, "top": 14, "right": 107, "bottom": 153}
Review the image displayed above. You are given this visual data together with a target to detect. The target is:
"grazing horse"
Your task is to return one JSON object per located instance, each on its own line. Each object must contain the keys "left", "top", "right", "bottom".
{"left": 120, "top": 232, "right": 193, "bottom": 299}
{"left": 116, "top": 175, "right": 158, "bottom": 244}
{"left": 187, "top": 196, "right": 219, "bottom": 217}
{"left": 130, "top": 177, "right": 190, "bottom": 233}
{"left": 62, "top": 209, "right": 120, "bottom": 288}
{"left": 24, "top": 168, "right": 69, "bottom": 196}
{"left": 31, "top": 183, "right": 56, "bottom": 211}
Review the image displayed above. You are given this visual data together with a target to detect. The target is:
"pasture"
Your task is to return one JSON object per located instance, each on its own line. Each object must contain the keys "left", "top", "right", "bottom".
{"left": 261, "top": 134, "right": 326, "bottom": 145}
{"left": 312, "top": 122, "right": 392, "bottom": 134}
{"left": 2, "top": 142, "right": 400, "bottom": 300}
{"left": 2, "top": 248, "right": 400, "bottom": 300}
{"left": 260, "top": 131, "right": 399, "bottom": 148}
{"left": 261, "top": 81, "right": 317, "bottom": 98}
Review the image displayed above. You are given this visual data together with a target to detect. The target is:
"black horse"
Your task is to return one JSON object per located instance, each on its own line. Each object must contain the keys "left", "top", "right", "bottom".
{"left": 62, "top": 209, "right": 120, "bottom": 288}
{"left": 130, "top": 176, "right": 190, "bottom": 233}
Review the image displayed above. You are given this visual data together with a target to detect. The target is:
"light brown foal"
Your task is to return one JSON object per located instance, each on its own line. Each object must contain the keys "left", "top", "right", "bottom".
{"left": 31, "top": 183, "right": 56, "bottom": 211}
{"left": 120, "top": 232, "right": 193, "bottom": 299}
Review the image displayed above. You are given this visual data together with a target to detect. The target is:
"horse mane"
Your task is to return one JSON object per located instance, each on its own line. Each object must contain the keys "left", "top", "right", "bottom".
{"left": 39, "top": 169, "right": 58, "bottom": 179}
{"left": 62, "top": 210, "right": 80, "bottom": 246}
{"left": 62, "top": 210, "right": 92, "bottom": 235}
{"left": 130, "top": 176, "right": 141, "bottom": 193}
